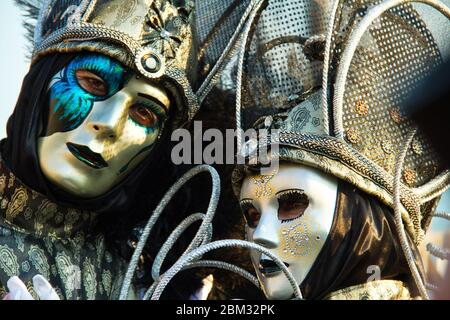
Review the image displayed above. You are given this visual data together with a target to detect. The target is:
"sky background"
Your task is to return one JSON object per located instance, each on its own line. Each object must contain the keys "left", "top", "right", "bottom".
{"left": 0, "top": 1, "right": 449, "bottom": 231}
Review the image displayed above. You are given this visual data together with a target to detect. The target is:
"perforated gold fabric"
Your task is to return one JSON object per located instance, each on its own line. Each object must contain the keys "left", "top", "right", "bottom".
{"left": 331, "top": 0, "right": 443, "bottom": 188}
{"left": 241, "top": 0, "right": 330, "bottom": 122}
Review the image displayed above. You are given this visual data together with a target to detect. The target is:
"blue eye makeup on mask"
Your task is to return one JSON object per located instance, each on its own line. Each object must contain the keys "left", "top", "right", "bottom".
{"left": 46, "top": 53, "right": 128, "bottom": 135}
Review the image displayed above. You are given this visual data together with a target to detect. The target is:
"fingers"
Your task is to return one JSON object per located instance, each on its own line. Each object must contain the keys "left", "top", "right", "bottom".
{"left": 6, "top": 276, "right": 34, "bottom": 300}
{"left": 2, "top": 293, "right": 12, "bottom": 300}
{"left": 190, "top": 274, "right": 214, "bottom": 300}
{"left": 5, "top": 275, "right": 61, "bottom": 300}
{"left": 32, "top": 275, "right": 60, "bottom": 300}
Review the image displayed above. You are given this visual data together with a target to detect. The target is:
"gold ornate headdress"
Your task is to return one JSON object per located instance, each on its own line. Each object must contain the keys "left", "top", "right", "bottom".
{"left": 16, "top": 0, "right": 267, "bottom": 124}
{"left": 232, "top": 0, "right": 450, "bottom": 298}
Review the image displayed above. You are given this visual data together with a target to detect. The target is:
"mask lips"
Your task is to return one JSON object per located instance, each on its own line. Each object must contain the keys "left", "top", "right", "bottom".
{"left": 66, "top": 142, "right": 109, "bottom": 169}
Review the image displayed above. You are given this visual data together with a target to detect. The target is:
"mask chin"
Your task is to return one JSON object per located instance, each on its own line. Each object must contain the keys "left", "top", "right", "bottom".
{"left": 263, "top": 277, "right": 295, "bottom": 300}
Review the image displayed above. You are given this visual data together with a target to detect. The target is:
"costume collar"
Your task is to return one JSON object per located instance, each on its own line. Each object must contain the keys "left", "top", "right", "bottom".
{"left": 325, "top": 280, "right": 415, "bottom": 300}
{"left": 0, "top": 158, "right": 98, "bottom": 239}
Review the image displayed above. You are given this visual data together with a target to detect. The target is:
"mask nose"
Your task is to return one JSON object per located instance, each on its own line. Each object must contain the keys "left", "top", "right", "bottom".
{"left": 252, "top": 210, "right": 280, "bottom": 249}
{"left": 86, "top": 92, "right": 129, "bottom": 140}
{"left": 90, "top": 123, "right": 117, "bottom": 140}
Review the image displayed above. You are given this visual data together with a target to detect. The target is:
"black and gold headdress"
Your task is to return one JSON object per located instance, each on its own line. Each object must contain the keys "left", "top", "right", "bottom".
{"left": 15, "top": 0, "right": 267, "bottom": 124}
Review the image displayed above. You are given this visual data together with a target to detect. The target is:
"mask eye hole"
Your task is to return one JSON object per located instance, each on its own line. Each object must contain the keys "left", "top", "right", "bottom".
{"left": 240, "top": 199, "right": 261, "bottom": 228}
{"left": 277, "top": 189, "right": 309, "bottom": 223}
{"left": 75, "top": 70, "right": 108, "bottom": 97}
{"left": 129, "top": 104, "right": 159, "bottom": 129}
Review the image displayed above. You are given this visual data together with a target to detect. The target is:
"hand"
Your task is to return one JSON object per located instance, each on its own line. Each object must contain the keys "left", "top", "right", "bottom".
{"left": 189, "top": 274, "right": 214, "bottom": 300}
{"left": 3, "top": 275, "right": 60, "bottom": 300}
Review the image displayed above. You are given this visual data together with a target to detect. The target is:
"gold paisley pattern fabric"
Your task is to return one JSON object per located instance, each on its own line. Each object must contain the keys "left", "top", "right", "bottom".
{"left": 0, "top": 159, "right": 128, "bottom": 300}
{"left": 82, "top": 257, "right": 97, "bottom": 300}
{"left": 55, "top": 252, "right": 78, "bottom": 298}
{"left": 0, "top": 244, "right": 20, "bottom": 277}
{"left": 28, "top": 245, "right": 51, "bottom": 280}
{"left": 325, "top": 280, "right": 414, "bottom": 300}
{"left": 6, "top": 187, "right": 28, "bottom": 221}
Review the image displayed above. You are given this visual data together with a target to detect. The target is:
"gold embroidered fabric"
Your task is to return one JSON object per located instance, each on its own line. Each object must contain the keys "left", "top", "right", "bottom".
{"left": 0, "top": 159, "right": 128, "bottom": 300}
{"left": 325, "top": 280, "right": 414, "bottom": 300}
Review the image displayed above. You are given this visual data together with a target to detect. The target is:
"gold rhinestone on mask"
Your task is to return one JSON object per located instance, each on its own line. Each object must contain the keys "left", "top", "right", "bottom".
{"left": 252, "top": 174, "right": 275, "bottom": 199}
{"left": 280, "top": 221, "right": 313, "bottom": 257}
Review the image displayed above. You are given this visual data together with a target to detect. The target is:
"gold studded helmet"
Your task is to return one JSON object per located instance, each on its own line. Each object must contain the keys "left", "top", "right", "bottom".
{"left": 233, "top": 0, "right": 450, "bottom": 246}
{"left": 16, "top": 0, "right": 267, "bottom": 125}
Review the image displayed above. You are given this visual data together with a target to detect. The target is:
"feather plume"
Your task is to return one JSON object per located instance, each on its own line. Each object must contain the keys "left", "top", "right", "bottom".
{"left": 14, "top": 0, "right": 43, "bottom": 55}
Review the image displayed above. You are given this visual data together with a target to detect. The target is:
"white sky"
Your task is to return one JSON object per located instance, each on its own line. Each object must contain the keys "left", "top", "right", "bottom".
{"left": 0, "top": 1, "right": 30, "bottom": 139}
{"left": 0, "top": 0, "right": 449, "bottom": 227}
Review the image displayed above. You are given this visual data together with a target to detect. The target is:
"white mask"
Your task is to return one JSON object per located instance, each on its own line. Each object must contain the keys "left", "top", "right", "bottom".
{"left": 239, "top": 163, "right": 338, "bottom": 299}
{"left": 38, "top": 54, "right": 170, "bottom": 198}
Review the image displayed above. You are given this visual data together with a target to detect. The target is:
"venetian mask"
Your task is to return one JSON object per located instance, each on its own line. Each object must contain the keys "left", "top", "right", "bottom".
{"left": 239, "top": 162, "right": 338, "bottom": 299}
{"left": 38, "top": 53, "right": 170, "bottom": 198}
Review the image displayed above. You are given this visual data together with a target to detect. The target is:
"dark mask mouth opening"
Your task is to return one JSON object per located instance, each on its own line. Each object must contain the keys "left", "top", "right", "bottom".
{"left": 259, "top": 259, "right": 290, "bottom": 275}
{"left": 66, "top": 142, "right": 109, "bottom": 169}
